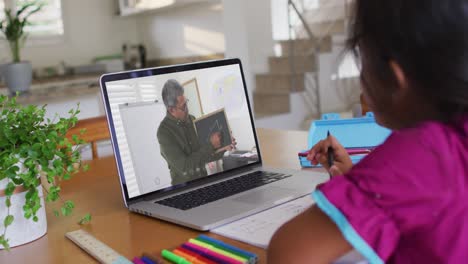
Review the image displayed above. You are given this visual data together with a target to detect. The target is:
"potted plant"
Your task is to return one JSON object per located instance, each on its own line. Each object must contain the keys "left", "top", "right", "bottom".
{"left": 0, "top": 1, "right": 43, "bottom": 95}
{"left": 0, "top": 95, "right": 91, "bottom": 250}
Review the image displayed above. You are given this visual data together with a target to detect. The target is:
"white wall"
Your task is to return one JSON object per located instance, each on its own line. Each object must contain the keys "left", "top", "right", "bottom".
{"left": 33, "top": 92, "right": 105, "bottom": 120}
{"left": 222, "top": 0, "right": 275, "bottom": 107}
{"left": 271, "top": 0, "right": 290, "bottom": 41}
{"left": 0, "top": 1, "right": 226, "bottom": 69}
{"left": 0, "top": 0, "right": 140, "bottom": 68}
{"left": 137, "top": 2, "right": 225, "bottom": 60}
{"left": 318, "top": 37, "right": 361, "bottom": 114}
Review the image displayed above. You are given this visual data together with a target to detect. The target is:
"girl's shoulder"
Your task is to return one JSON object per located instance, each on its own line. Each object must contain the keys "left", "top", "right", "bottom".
{"left": 347, "top": 117, "right": 468, "bottom": 191}
{"left": 386, "top": 117, "right": 468, "bottom": 157}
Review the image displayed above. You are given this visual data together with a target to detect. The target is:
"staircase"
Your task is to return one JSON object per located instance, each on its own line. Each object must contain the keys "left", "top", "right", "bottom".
{"left": 254, "top": 39, "right": 325, "bottom": 117}
{"left": 254, "top": 0, "right": 359, "bottom": 129}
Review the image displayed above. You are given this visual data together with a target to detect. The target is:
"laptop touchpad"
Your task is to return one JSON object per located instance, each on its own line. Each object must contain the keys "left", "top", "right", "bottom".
{"left": 233, "top": 187, "right": 294, "bottom": 204}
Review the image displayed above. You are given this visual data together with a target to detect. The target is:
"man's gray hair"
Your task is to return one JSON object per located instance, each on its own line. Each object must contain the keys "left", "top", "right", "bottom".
{"left": 162, "top": 79, "right": 184, "bottom": 108}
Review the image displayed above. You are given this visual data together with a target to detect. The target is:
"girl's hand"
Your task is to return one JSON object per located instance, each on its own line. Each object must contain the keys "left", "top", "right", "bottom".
{"left": 306, "top": 135, "right": 353, "bottom": 176}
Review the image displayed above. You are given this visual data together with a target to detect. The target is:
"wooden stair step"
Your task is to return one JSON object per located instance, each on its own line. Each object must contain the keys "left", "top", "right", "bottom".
{"left": 318, "top": 0, "right": 354, "bottom": 10}
{"left": 255, "top": 73, "right": 305, "bottom": 94}
{"left": 303, "top": 5, "right": 348, "bottom": 24}
{"left": 300, "top": 20, "right": 346, "bottom": 38}
{"left": 268, "top": 55, "right": 317, "bottom": 74}
{"left": 279, "top": 36, "right": 332, "bottom": 56}
{"left": 253, "top": 93, "right": 290, "bottom": 116}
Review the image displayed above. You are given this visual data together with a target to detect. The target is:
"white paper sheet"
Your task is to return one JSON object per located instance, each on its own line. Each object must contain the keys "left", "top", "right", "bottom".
{"left": 211, "top": 195, "right": 368, "bottom": 264}
{"left": 212, "top": 195, "right": 313, "bottom": 248}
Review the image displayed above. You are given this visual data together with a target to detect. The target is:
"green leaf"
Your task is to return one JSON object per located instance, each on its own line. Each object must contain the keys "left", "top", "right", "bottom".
{"left": 6, "top": 166, "right": 20, "bottom": 178}
{"left": 33, "top": 216, "right": 38, "bottom": 222}
{"left": 25, "top": 188, "right": 36, "bottom": 200}
{"left": 64, "top": 200, "right": 74, "bottom": 209}
{"left": 24, "top": 211, "right": 32, "bottom": 219}
{"left": 61, "top": 207, "right": 71, "bottom": 216}
{"left": 52, "top": 159, "right": 63, "bottom": 169}
{"left": 11, "top": 177, "right": 24, "bottom": 185}
{"left": 53, "top": 210, "right": 59, "bottom": 217}
{"left": 4, "top": 128, "right": 16, "bottom": 145}
{"left": 82, "top": 164, "right": 90, "bottom": 172}
{"left": 32, "top": 142, "right": 41, "bottom": 151}
{"left": 0, "top": 235, "right": 10, "bottom": 251}
{"left": 63, "top": 173, "right": 71, "bottom": 180}
{"left": 78, "top": 213, "right": 92, "bottom": 225}
{"left": 4, "top": 215, "right": 14, "bottom": 227}
{"left": 5, "top": 198, "right": 11, "bottom": 208}
{"left": 61, "top": 200, "right": 75, "bottom": 216}
{"left": 46, "top": 186, "right": 60, "bottom": 202}
{"left": 49, "top": 131, "right": 58, "bottom": 139}
{"left": 24, "top": 158, "right": 34, "bottom": 168}
{"left": 5, "top": 182, "right": 15, "bottom": 196}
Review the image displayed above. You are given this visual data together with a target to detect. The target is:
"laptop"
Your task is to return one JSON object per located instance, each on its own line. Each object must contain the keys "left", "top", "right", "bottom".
{"left": 99, "top": 58, "right": 328, "bottom": 230}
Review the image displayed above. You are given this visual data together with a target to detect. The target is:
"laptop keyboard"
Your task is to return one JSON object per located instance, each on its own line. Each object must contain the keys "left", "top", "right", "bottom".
{"left": 155, "top": 171, "right": 292, "bottom": 210}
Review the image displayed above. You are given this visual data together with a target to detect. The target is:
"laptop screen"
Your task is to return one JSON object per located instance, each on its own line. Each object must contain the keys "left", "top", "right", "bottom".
{"left": 100, "top": 59, "right": 261, "bottom": 200}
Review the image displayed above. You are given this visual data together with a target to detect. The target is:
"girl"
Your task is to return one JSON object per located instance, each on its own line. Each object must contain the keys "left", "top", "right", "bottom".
{"left": 268, "top": 0, "right": 468, "bottom": 263}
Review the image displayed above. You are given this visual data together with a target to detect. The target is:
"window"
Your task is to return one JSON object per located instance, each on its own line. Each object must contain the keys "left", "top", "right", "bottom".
{"left": 0, "top": 1, "right": 4, "bottom": 21}
{"left": 1, "top": 0, "right": 64, "bottom": 37}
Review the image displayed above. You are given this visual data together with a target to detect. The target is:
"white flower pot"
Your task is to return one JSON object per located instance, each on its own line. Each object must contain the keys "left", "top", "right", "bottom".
{"left": 0, "top": 178, "right": 47, "bottom": 249}
{"left": 3, "top": 61, "right": 33, "bottom": 95}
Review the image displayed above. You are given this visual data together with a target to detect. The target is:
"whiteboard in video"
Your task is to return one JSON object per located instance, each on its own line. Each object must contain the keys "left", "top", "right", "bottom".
{"left": 119, "top": 101, "right": 172, "bottom": 195}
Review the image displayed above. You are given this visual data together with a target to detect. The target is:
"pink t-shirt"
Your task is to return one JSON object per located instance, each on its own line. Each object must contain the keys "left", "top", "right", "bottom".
{"left": 313, "top": 117, "right": 468, "bottom": 263}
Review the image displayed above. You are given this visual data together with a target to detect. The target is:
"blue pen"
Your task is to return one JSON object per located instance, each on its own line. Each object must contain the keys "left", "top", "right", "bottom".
{"left": 197, "top": 234, "right": 258, "bottom": 263}
{"left": 140, "top": 256, "right": 156, "bottom": 264}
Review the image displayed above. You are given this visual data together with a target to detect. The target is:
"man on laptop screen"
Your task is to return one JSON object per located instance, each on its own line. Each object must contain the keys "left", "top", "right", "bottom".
{"left": 157, "top": 79, "right": 236, "bottom": 185}
{"left": 103, "top": 61, "right": 258, "bottom": 197}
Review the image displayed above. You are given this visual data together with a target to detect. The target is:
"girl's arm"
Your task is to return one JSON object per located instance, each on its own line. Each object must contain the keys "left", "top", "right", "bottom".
{"left": 268, "top": 205, "right": 352, "bottom": 264}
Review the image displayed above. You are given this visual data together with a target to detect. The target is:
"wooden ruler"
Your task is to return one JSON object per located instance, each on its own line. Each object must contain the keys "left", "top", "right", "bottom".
{"left": 65, "top": 229, "right": 132, "bottom": 264}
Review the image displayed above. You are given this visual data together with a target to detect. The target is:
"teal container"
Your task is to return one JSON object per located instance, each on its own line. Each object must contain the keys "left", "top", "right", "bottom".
{"left": 299, "top": 112, "right": 391, "bottom": 168}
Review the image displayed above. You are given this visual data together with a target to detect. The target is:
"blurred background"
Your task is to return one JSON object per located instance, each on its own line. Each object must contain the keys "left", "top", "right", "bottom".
{"left": 0, "top": 0, "right": 360, "bottom": 159}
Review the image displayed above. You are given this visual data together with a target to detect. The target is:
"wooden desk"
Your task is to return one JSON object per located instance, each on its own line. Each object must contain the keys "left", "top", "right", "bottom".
{"left": 0, "top": 128, "right": 312, "bottom": 263}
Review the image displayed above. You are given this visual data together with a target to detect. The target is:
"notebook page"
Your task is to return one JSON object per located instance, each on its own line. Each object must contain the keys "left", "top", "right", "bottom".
{"left": 211, "top": 194, "right": 367, "bottom": 264}
{"left": 211, "top": 195, "right": 313, "bottom": 248}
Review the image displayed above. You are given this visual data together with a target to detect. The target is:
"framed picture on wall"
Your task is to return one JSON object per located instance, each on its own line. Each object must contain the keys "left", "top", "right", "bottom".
{"left": 182, "top": 78, "right": 204, "bottom": 118}
{"left": 194, "top": 108, "right": 232, "bottom": 149}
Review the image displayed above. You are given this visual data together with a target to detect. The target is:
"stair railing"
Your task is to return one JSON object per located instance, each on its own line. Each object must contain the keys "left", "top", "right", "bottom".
{"left": 287, "top": 0, "right": 352, "bottom": 120}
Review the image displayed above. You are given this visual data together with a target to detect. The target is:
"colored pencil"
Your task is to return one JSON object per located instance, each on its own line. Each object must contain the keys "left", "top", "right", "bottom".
{"left": 173, "top": 248, "right": 210, "bottom": 264}
{"left": 132, "top": 257, "right": 146, "bottom": 264}
{"left": 189, "top": 239, "right": 248, "bottom": 263}
{"left": 182, "top": 242, "right": 240, "bottom": 264}
{"left": 175, "top": 247, "right": 217, "bottom": 264}
{"left": 196, "top": 235, "right": 257, "bottom": 263}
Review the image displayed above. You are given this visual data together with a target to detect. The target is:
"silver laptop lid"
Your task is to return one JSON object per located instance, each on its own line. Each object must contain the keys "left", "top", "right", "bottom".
{"left": 99, "top": 58, "right": 262, "bottom": 205}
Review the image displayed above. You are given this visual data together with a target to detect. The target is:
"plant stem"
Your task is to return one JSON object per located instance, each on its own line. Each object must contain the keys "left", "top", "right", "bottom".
{"left": 9, "top": 40, "right": 20, "bottom": 63}
{"left": 2, "top": 179, "right": 12, "bottom": 247}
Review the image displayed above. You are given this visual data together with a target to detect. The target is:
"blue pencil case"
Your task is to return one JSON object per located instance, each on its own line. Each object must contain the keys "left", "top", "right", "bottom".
{"left": 299, "top": 112, "right": 392, "bottom": 168}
